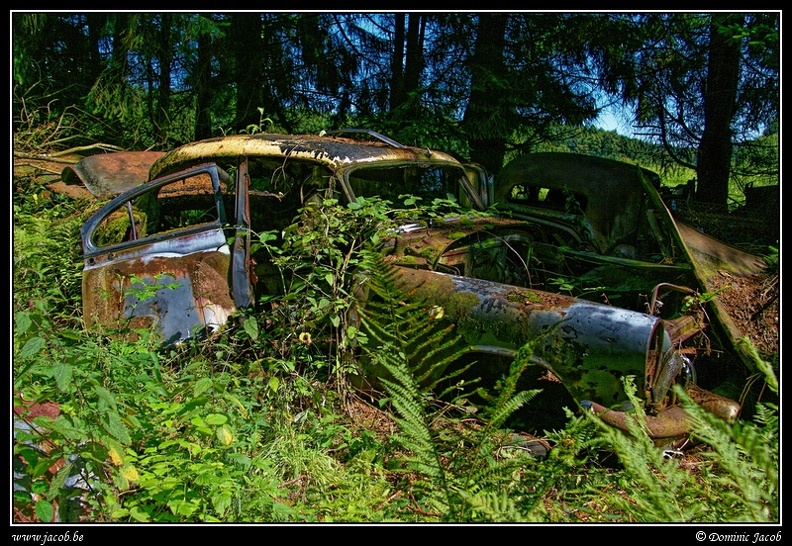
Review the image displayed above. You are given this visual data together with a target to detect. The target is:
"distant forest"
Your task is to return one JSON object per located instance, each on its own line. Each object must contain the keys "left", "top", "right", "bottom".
{"left": 13, "top": 12, "right": 779, "bottom": 209}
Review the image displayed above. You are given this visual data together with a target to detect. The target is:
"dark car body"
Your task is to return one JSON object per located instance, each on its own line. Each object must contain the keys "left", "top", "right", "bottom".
{"left": 67, "top": 131, "right": 754, "bottom": 440}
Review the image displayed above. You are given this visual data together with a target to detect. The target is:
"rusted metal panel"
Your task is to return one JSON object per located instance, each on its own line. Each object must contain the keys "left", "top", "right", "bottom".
{"left": 80, "top": 163, "right": 237, "bottom": 345}
{"left": 391, "top": 267, "right": 671, "bottom": 409}
{"left": 490, "top": 151, "right": 769, "bottom": 376}
{"left": 676, "top": 221, "right": 766, "bottom": 278}
{"left": 494, "top": 152, "right": 658, "bottom": 253}
{"left": 148, "top": 133, "right": 458, "bottom": 180}
{"left": 82, "top": 232, "right": 236, "bottom": 345}
{"left": 61, "top": 151, "right": 165, "bottom": 198}
{"left": 583, "top": 382, "right": 741, "bottom": 439}
{"left": 390, "top": 267, "right": 742, "bottom": 437}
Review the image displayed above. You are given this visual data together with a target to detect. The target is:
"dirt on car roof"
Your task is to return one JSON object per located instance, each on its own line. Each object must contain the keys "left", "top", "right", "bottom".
{"left": 709, "top": 270, "right": 779, "bottom": 360}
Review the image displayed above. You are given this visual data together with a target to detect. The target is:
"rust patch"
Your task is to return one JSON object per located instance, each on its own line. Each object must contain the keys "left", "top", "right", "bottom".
{"left": 83, "top": 249, "right": 234, "bottom": 342}
{"left": 61, "top": 151, "right": 165, "bottom": 197}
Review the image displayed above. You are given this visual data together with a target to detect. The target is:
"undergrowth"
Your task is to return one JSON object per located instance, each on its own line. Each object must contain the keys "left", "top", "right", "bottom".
{"left": 12, "top": 189, "right": 780, "bottom": 524}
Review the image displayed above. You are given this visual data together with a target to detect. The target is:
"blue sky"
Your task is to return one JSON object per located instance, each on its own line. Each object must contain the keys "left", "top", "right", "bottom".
{"left": 594, "top": 104, "right": 635, "bottom": 137}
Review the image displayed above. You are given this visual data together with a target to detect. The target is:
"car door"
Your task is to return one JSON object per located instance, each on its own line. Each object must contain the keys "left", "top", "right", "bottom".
{"left": 80, "top": 163, "right": 249, "bottom": 346}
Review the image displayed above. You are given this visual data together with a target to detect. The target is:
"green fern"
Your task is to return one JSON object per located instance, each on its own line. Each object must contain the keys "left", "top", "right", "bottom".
{"left": 353, "top": 250, "right": 558, "bottom": 521}
{"left": 353, "top": 251, "right": 467, "bottom": 516}
{"left": 582, "top": 363, "right": 779, "bottom": 523}
{"left": 354, "top": 251, "right": 469, "bottom": 392}
{"left": 474, "top": 340, "right": 544, "bottom": 430}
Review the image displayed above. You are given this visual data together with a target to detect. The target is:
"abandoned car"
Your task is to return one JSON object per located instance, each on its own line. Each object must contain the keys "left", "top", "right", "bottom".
{"left": 63, "top": 130, "right": 766, "bottom": 441}
{"left": 488, "top": 153, "right": 769, "bottom": 363}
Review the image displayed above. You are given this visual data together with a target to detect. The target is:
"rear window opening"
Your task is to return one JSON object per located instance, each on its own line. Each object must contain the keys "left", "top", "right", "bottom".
{"left": 506, "top": 183, "right": 588, "bottom": 214}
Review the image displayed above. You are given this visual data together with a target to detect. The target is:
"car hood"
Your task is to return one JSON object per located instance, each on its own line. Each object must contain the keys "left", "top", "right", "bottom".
{"left": 61, "top": 151, "right": 166, "bottom": 198}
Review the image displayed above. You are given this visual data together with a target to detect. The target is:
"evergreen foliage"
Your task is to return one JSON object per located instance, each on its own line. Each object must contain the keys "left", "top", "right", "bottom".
{"left": 11, "top": 12, "right": 779, "bottom": 205}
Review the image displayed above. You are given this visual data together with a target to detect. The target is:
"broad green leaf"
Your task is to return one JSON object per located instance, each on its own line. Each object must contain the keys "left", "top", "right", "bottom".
{"left": 112, "top": 471, "right": 129, "bottom": 492}
{"left": 52, "top": 363, "right": 73, "bottom": 392}
{"left": 193, "top": 377, "right": 213, "bottom": 397}
{"left": 228, "top": 453, "right": 251, "bottom": 467}
{"left": 222, "top": 393, "right": 249, "bottom": 419}
{"left": 216, "top": 424, "right": 234, "bottom": 446}
{"left": 47, "top": 462, "right": 72, "bottom": 500}
{"left": 35, "top": 499, "right": 54, "bottom": 522}
{"left": 168, "top": 499, "right": 199, "bottom": 517}
{"left": 243, "top": 317, "right": 259, "bottom": 340}
{"left": 129, "top": 505, "right": 150, "bottom": 522}
{"left": 104, "top": 436, "right": 125, "bottom": 466}
{"left": 19, "top": 336, "right": 45, "bottom": 359}
{"left": 103, "top": 411, "right": 132, "bottom": 445}
{"left": 15, "top": 311, "right": 32, "bottom": 335}
{"left": 93, "top": 385, "right": 117, "bottom": 410}
{"left": 111, "top": 508, "right": 130, "bottom": 519}
{"left": 211, "top": 489, "right": 233, "bottom": 515}
{"left": 60, "top": 329, "right": 84, "bottom": 341}
{"left": 44, "top": 415, "right": 83, "bottom": 440}
{"left": 205, "top": 413, "right": 228, "bottom": 426}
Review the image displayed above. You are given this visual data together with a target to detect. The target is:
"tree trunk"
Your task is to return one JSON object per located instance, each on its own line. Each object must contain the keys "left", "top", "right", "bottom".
{"left": 462, "top": 14, "right": 508, "bottom": 175}
{"left": 403, "top": 14, "right": 424, "bottom": 96}
{"left": 231, "top": 13, "right": 264, "bottom": 132}
{"left": 696, "top": 13, "right": 743, "bottom": 210}
{"left": 156, "top": 14, "right": 173, "bottom": 145}
{"left": 194, "top": 15, "right": 214, "bottom": 140}
{"left": 85, "top": 13, "right": 107, "bottom": 86}
{"left": 389, "top": 13, "right": 406, "bottom": 111}
{"left": 110, "top": 13, "right": 130, "bottom": 82}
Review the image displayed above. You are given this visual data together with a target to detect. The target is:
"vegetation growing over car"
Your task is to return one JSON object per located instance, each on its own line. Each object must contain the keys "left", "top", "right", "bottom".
{"left": 61, "top": 132, "right": 769, "bottom": 451}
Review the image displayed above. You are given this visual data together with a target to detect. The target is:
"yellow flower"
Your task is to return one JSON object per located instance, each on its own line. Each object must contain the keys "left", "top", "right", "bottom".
{"left": 429, "top": 305, "right": 444, "bottom": 320}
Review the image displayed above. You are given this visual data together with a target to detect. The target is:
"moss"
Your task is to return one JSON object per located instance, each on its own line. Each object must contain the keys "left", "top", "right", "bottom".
{"left": 506, "top": 289, "right": 542, "bottom": 304}
{"left": 419, "top": 247, "right": 438, "bottom": 260}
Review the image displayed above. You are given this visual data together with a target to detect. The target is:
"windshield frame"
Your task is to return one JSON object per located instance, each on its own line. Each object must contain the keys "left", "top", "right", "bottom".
{"left": 338, "top": 159, "right": 486, "bottom": 211}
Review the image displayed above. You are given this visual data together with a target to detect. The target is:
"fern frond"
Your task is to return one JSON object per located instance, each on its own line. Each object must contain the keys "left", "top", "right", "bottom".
{"left": 354, "top": 248, "right": 563, "bottom": 521}
{"left": 455, "top": 488, "right": 529, "bottom": 522}
{"left": 486, "top": 389, "right": 541, "bottom": 430}
{"left": 355, "top": 250, "right": 469, "bottom": 392}
{"left": 578, "top": 376, "right": 779, "bottom": 522}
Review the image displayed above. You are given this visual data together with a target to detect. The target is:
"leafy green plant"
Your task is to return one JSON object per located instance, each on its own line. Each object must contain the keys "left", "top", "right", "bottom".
{"left": 351, "top": 248, "right": 565, "bottom": 522}
{"left": 580, "top": 365, "right": 779, "bottom": 523}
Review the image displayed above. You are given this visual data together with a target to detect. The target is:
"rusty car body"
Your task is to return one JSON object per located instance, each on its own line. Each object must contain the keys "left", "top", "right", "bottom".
{"left": 66, "top": 131, "right": 756, "bottom": 441}
{"left": 488, "top": 152, "right": 768, "bottom": 374}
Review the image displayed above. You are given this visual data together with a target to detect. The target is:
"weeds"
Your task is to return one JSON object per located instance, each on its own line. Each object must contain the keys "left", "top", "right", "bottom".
{"left": 12, "top": 182, "right": 780, "bottom": 523}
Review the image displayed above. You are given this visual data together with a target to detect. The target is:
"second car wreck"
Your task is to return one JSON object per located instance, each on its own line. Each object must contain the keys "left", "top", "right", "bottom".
{"left": 64, "top": 130, "right": 765, "bottom": 443}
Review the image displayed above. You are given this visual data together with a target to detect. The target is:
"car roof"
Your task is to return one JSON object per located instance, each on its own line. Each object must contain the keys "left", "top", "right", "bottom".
{"left": 149, "top": 131, "right": 462, "bottom": 180}
{"left": 495, "top": 152, "right": 660, "bottom": 202}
